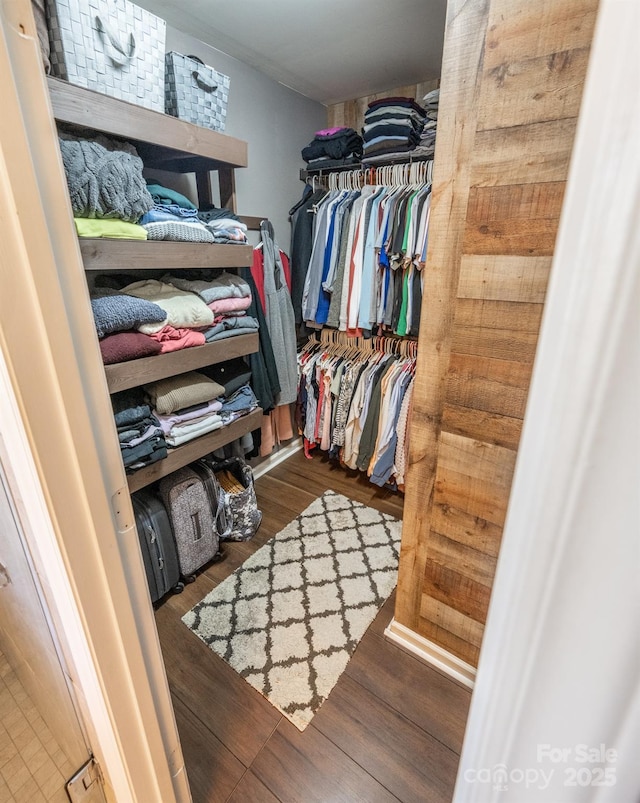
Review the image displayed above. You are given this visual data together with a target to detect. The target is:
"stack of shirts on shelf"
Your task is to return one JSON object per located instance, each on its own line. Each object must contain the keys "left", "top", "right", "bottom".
{"left": 112, "top": 389, "right": 167, "bottom": 471}
{"left": 59, "top": 132, "right": 151, "bottom": 240}
{"left": 361, "top": 97, "right": 426, "bottom": 163}
{"left": 58, "top": 132, "right": 247, "bottom": 245}
{"left": 301, "top": 127, "right": 363, "bottom": 170}
{"left": 141, "top": 182, "right": 213, "bottom": 242}
{"left": 198, "top": 205, "right": 248, "bottom": 244}
{"left": 145, "top": 372, "right": 226, "bottom": 448}
{"left": 139, "top": 187, "right": 250, "bottom": 244}
{"left": 90, "top": 273, "right": 259, "bottom": 364}
{"left": 412, "top": 88, "right": 439, "bottom": 159}
{"left": 92, "top": 289, "right": 168, "bottom": 364}
{"left": 145, "top": 370, "right": 258, "bottom": 449}
{"left": 161, "top": 272, "right": 259, "bottom": 342}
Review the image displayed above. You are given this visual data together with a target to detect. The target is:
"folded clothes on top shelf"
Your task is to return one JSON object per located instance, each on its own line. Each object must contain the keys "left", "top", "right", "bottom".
{"left": 145, "top": 182, "right": 197, "bottom": 210}
{"left": 142, "top": 220, "right": 215, "bottom": 243}
{"left": 301, "top": 127, "right": 363, "bottom": 164}
{"left": 59, "top": 133, "right": 153, "bottom": 222}
{"left": 75, "top": 218, "right": 147, "bottom": 239}
{"left": 361, "top": 97, "right": 426, "bottom": 161}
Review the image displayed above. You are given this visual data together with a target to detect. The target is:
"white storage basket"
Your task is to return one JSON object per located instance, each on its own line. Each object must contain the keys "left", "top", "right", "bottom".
{"left": 165, "top": 51, "right": 230, "bottom": 132}
{"left": 47, "top": 0, "right": 166, "bottom": 112}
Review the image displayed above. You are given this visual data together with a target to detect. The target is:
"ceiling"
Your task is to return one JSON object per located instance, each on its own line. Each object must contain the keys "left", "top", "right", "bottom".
{"left": 137, "top": 0, "right": 447, "bottom": 105}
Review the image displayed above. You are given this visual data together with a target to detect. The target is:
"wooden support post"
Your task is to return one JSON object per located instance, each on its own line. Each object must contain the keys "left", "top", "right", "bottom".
{"left": 195, "top": 170, "right": 212, "bottom": 207}
{"left": 218, "top": 168, "right": 237, "bottom": 212}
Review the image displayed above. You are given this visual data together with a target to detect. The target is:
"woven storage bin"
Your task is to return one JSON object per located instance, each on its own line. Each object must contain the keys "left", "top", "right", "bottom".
{"left": 165, "top": 51, "right": 230, "bottom": 132}
{"left": 47, "top": 0, "right": 166, "bottom": 112}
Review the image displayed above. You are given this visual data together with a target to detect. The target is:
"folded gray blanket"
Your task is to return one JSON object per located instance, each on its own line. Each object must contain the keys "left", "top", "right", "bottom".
{"left": 59, "top": 133, "right": 153, "bottom": 222}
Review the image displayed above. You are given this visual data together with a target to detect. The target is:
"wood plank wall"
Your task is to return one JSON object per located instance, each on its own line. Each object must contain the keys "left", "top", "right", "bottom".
{"left": 395, "top": 0, "right": 599, "bottom": 666}
{"left": 327, "top": 81, "right": 439, "bottom": 133}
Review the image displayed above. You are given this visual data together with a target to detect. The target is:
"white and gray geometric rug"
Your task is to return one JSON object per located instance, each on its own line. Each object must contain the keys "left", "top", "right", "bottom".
{"left": 182, "top": 490, "right": 402, "bottom": 730}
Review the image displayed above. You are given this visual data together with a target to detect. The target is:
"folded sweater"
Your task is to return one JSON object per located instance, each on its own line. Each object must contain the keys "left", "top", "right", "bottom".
{"left": 99, "top": 331, "right": 163, "bottom": 364}
{"left": 122, "top": 279, "right": 214, "bottom": 334}
{"left": 145, "top": 371, "right": 224, "bottom": 415}
{"left": 59, "top": 133, "right": 153, "bottom": 222}
{"left": 145, "top": 183, "right": 197, "bottom": 210}
{"left": 90, "top": 293, "right": 167, "bottom": 339}
{"left": 142, "top": 220, "right": 214, "bottom": 243}
{"left": 162, "top": 272, "right": 251, "bottom": 303}
{"left": 75, "top": 218, "right": 147, "bottom": 239}
{"left": 147, "top": 325, "right": 205, "bottom": 353}
{"left": 207, "top": 295, "right": 252, "bottom": 315}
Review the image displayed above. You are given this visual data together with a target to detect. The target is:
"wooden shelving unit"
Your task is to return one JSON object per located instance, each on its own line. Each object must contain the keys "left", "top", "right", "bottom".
{"left": 127, "top": 408, "right": 262, "bottom": 493}
{"left": 105, "top": 334, "right": 259, "bottom": 394}
{"left": 49, "top": 78, "right": 261, "bottom": 484}
{"left": 48, "top": 76, "right": 247, "bottom": 171}
{"left": 80, "top": 240, "right": 254, "bottom": 272}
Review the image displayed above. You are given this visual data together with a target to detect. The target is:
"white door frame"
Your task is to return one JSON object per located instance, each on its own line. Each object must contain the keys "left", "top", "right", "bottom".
{"left": 0, "top": 3, "right": 189, "bottom": 800}
{"left": 454, "top": 0, "right": 640, "bottom": 800}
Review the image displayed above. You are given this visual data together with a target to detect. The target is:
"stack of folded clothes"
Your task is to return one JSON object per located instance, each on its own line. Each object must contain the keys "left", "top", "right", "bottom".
{"left": 411, "top": 88, "right": 439, "bottom": 158}
{"left": 91, "top": 289, "right": 168, "bottom": 364}
{"left": 90, "top": 272, "right": 261, "bottom": 364}
{"left": 218, "top": 383, "right": 259, "bottom": 427}
{"left": 58, "top": 132, "right": 151, "bottom": 240}
{"left": 112, "top": 389, "right": 167, "bottom": 470}
{"left": 198, "top": 205, "right": 248, "bottom": 244}
{"left": 301, "top": 127, "right": 363, "bottom": 170}
{"left": 161, "top": 272, "right": 259, "bottom": 343}
{"left": 361, "top": 97, "right": 426, "bottom": 162}
{"left": 145, "top": 372, "right": 225, "bottom": 448}
{"left": 141, "top": 182, "right": 214, "bottom": 242}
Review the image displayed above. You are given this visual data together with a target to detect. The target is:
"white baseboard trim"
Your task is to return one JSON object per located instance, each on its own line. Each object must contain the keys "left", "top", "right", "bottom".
{"left": 251, "top": 439, "right": 303, "bottom": 480}
{"left": 384, "top": 618, "right": 476, "bottom": 689}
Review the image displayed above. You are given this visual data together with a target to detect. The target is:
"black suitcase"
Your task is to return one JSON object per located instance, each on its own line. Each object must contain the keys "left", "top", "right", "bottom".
{"left": 132, "top": 489, "right": 182, "bottom": 603}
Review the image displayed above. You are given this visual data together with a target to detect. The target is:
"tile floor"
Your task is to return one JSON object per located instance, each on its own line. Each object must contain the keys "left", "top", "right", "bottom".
{"left": 0, "top": 648, "right": 74, "bottom": 803}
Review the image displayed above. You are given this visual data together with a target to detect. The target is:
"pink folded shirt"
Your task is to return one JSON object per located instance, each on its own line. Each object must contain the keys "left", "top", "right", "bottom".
{"left": 315, "top": 126, "right": 347, "bottom": 137}
{"left": 207, "top": 296, "right": 252, "bottom": 315}
{"left": 148, "top": 325, "right": 205, "bottom": 353}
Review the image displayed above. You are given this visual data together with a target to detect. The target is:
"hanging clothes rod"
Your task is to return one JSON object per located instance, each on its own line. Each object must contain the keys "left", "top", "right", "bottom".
{"left": 301, "top": 160, "right": 433, "bottom": 190}
{"left": 299, "top": 156, "right": 434, "bottom": 183}
{"left": 306, "top": 329, "right": 418, "bottom": 360}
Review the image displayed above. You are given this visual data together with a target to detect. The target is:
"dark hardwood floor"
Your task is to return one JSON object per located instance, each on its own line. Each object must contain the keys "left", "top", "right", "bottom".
{"left": 155, "top": 449, "right": 471, "bottom": 802}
